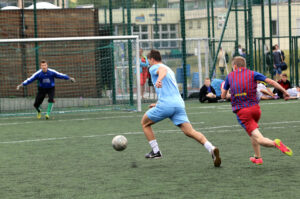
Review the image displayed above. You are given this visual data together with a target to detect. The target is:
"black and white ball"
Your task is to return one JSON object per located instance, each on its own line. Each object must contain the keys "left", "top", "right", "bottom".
{"left": 112, "top": 135, "right": 128, "bottom": 151}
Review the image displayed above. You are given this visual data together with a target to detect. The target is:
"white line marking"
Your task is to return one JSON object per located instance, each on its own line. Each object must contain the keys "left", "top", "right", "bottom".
{"left": 0, "top": 121, "right": 299, "bottom": 144}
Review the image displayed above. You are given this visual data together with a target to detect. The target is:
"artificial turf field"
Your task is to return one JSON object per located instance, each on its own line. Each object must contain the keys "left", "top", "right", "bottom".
{"left": 0, "top": 100, "right": 299, "bottom": 199}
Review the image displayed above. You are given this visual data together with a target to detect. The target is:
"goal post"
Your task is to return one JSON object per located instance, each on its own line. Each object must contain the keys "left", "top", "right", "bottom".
{"left": 0, "top": 35, "right": 141, "bottom": 115}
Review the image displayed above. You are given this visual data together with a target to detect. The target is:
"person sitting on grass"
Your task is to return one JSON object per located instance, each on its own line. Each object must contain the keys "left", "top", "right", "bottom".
{"left": 273, "top": 73, "right": 292, "bottom": 98}
{"left": 199, "top": 78, "right": 218, "bottom": 103}
{"left": 16, "top": 60, "right": 75, "bottom": 119}
{"left": 286, "top": 87, "right": 300, "bottom": 100}
{"left": 257, "top": 81, "right": 279, "bottom": 100}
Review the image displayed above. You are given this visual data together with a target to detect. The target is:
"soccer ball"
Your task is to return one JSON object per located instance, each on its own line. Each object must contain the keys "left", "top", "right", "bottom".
{"left": 112, "top": 135, "right": 128, "bottom": 151}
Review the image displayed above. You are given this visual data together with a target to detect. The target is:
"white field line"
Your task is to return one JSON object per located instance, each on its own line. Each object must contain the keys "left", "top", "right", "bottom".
{"left": 187, "top": 100, "right": 300, "bottom": 110}
{"left": 0, "top": 110, "right": 234, "bottom": 126}
{"left": 0, "top": 100, "right": 298, "bottom": 120}
{"left": 0, "top": 121, "right": 299, "bottom": 144}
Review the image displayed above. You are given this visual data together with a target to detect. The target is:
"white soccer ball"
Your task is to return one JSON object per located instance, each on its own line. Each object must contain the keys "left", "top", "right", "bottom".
{"left": 112, "top": 135, "right": 128, "bottom": 151}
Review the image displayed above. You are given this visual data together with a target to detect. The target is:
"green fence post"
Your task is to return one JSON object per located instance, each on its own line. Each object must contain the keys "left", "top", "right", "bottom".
{"left": 258, "top": 38, "right": 261, "bottom": 73}
{"left": 211, "top": 0, "right": 215, "bottom": 59}
{"left": 154, "top": 0, "right": 159, "bottom": 48}
{"left": 207, "top": 0, "right": 211, "bottom": 65}
{"left": 109, "top": 0, "right": 116, "bottom": 104}
{"left": 180, "top": 0, "right": 187, "bottom": 99}
{"left": 247, "top": 0, "right": 253, "bottom": 69}
{"left": 122, "top": 0, "right": 126, "bottom": 35}
{"left": 288, "top": 0, "right": 293, "bottom": 85}
{"left": 268, "top": 0, "right": 273, "bottom": 79}
{"left": 127, "top": 0, "right": 134, "bottom": 106}
{"left": 244, "top": 0, "right": 248, "bottom": 64}
{"left": 254, "top": 39, "right": 257, "bottom": 71}
{"left": 104, "top": 6, "right": 107, "bottom": 25}
{"left": 295, "top": 38, "right": 299, "bottom": 86}
{"left": 210, "top": 0, "right": 234, "bottom": 79}
{"left": 234, "top": 0, "right": 239, "bottom": 56}
{"left": 33, "top": 0, "right": 39, "bottom": 72}
{"left": 261, "top": 1, "right": 266, "bottom": 75}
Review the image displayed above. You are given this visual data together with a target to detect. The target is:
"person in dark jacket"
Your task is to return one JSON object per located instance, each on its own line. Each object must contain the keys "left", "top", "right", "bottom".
{"left": 273, "top": 73, "right": 292, "bottom": 98}
{"left": 199, "top": 78, "right": 218, "bottom": 103}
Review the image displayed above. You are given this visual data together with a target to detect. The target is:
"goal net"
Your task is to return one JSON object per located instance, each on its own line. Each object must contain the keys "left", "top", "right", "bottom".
{"left": 0, "top": 36, "right": 141, "bottom": 116}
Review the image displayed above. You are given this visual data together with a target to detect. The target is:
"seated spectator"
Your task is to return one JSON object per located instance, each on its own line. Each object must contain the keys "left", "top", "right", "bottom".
{"left": 273, "top": 73, "right": 292, "bottom": 98}
{"left": 199, "top": 78, "right": 218, "bottom": 103}
{"left": 241, "top": 48, "right": 246, "bottom": 58}
{"left": 286, "top": 87, "right": 300, "bottom": 100}
{"left": 221, "top": 81, "right": 231, "bottom": 101}
{"left": 257, "top": 82, "right": 279, "bottom": 100}
{"left": 211, "top": 79, "right": 223, "bottom": 99}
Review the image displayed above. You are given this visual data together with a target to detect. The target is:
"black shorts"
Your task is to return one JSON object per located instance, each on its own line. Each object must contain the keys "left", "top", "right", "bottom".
{"left": 34, "top": 87, "right": 55, "bottom": 107}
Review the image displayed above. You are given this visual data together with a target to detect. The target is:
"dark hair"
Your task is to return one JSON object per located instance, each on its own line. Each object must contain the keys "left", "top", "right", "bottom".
{"left": 272, "top": 46, "right": 276, "bottom": 50}
{"left": 281, "top": 73, "right": 287, "bottom": 77}
{"left": 147, "top": 50, "right": 162, "bottom": 62}
{"left": 40, "top": 59, "right": 47, "bottom": 64}
{"left": 232, "top": 56, "right": 246, "bottom": 68}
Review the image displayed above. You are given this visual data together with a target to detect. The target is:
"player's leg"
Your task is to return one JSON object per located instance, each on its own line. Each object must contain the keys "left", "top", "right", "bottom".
{"left": 249, "top": 137, "right": 263, "bottom": 165}
{"left": 171, "top": 107, "right": 221, "bottom": 167}
{"left": 251, "top": 129, "right": 293, "bottom": 156}
{"left": 141, "top": 106, "right": 168, "bottom": 159}
{"left": 45, "top": 87, "right": 55, "bottom": 119}
{"left": 179, "top": 122, "right": 221, "bottom": 167}
{"left": 33, "top": 87, "right": 46, "bottom": 119}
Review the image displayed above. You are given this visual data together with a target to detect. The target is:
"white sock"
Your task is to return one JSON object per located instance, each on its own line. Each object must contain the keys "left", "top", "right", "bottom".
{"left": 149, "top": 140, "right": 160, "bottom": 153}
{"left": 204, "top": 141, "right": 215, "bottom": 153}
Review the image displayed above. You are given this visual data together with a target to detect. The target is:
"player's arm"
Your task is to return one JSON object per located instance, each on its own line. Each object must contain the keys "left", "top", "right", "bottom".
{"left": 221, "top": 76, "right": 229, "bottom": 99}
{"left": 265, "top": 78, "right": 289, "bottom": 99}
{"left": 155, "top": 66, "right": 167, "bottom": 88}
{"left": 140, "top": 57, "right": 149, "bottom": 67}
{"left": 52, "top": 69, "right": 75, "bottom": 82}
{"left": 260, "top": 88, "right": 274, "bottom": 97}
{"left": 16, "top": 71, "right": 39, "bottom": 90}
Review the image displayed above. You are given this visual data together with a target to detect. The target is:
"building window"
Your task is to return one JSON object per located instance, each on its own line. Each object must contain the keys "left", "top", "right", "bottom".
{"left": 141, "top": 25, "right": 148, "bottom": 32}
{"left": 197, "top": 20, "right": 201, "bottom": 29}
{"left": 170, "top": 24, "right": 176, "bottom": 31}
{"left": 162, "top": 24, "right": 168, "bottom": 32}
{"left": 152, "top": 24, "right": 178, "bottom": 48}
{"left": 272, "top": 20, "right": 278, "bottom": 36}
{"left": 189, "top": 21, "right": 193, "bottom": 29}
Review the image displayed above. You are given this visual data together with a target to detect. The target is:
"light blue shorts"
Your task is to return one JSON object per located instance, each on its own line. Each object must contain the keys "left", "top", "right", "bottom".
{"left": 146, "top": 105, "right": 190, "bottom": 126}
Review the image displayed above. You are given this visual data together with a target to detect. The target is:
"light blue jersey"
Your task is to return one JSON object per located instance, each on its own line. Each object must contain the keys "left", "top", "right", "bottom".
{"left": 149, "top": 63, "right": 184, "bottom": 108}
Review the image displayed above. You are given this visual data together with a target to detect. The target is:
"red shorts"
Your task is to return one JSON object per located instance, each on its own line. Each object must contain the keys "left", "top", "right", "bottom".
{"left": 236, "top": 104, "right": 261, "bottom": 136}
{"left": 140, "top": 68, "right": 148, "bottom": 86}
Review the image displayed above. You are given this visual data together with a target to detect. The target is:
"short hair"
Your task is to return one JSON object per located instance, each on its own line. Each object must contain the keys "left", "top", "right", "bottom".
{"left": 272, "top": 46, "right": 276, "bottom": 50}
{"left": 205, "top": 77, "right": 210, "bottom": 81}
{"left": 281, "top": 73, "right": 287, "bottom": 77}
{"left": 238, "top": 44, "right": 241, "bottom": 48}
{"left": 40, "top": 59, "right": 47, "bottom": 64}
{"left": 147, "top": 49, "right": 162, "bottom": 61}
{"left": 232, "top": 56, "right": 246, "bottom": 68}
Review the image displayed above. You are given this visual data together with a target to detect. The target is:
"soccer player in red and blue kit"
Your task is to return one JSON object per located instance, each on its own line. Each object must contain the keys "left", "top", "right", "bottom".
{"left": 221, "top": 56, "right": 293, "bottom": 165}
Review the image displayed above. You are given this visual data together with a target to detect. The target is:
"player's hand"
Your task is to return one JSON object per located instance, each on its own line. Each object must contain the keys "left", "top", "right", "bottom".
{"left": 283, "top": 92, "right": 290, "bottom": 101}
{"left": 155, "top": 80, "right": 162, "bottom": 88}
{"left": 149, "top": 103, "right": 156, "bottom": 108}
{"left": 16, "top": 84, "right": 22, "bottom": 90}
{"left": 70, "top": 77, "right": 76, "bottom": 83}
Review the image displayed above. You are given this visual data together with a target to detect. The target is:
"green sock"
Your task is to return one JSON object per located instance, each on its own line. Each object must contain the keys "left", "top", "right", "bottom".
{"left": 47, "top": 103, "right": 53, "bottom": 115}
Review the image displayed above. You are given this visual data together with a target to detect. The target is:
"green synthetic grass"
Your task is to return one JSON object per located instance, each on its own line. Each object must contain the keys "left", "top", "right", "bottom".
{"left": 0, "top": 100, "right": 299, "bottom": 199}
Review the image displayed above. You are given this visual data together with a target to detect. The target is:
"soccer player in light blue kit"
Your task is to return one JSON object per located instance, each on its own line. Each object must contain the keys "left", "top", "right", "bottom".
{"left": 17, "top": 60, "right": 75, "bottom": 119}
{"left": 141, "top": 50, "right": 221, "bottom": 167}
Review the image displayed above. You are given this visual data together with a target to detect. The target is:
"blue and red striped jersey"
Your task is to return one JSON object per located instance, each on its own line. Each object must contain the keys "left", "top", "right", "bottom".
{"left": 224, "top": 67, "right": 266, "bottom": 112}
